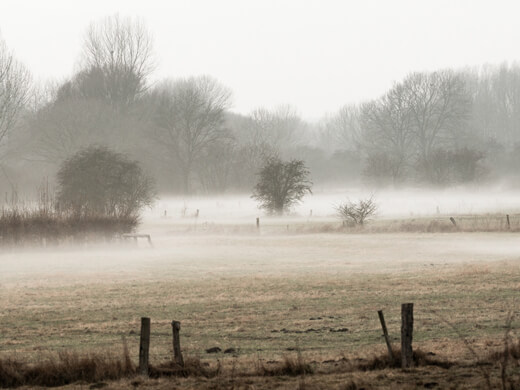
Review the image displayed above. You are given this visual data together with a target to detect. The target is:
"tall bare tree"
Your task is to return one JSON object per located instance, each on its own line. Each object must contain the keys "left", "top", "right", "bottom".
{"left": 404, "top": 71, "right": 470, "bottom": 161}
{"left": 246, "top": 105, "right": 302, "bottom": 151}
{"left": 360, "top": 83, "right": 415, "bottom": 182}
{"left": 0, "top": 36, "right": 31, "bottom": 149}
{"left": 32, "top": 98, "right": 120, "bottom": 164}
{"left": 154, "top": 76, "right": 232, "bottom": 194}
{"left": 320, "top": 104, "right": 361, "bottom": 152}
{"left": 81, "top": 15, "right": 154, "bottom": 109}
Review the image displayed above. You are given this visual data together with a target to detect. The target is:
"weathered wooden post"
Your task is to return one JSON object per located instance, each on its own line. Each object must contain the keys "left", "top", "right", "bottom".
{"left": 401, "top": 303, "right": 414, "bottom": 368}
{"left": 139, "top": 317, "right": 151, "bottom": 375}
{"left": 256, "top": 217, "right": 260, "bottom": 230}
{"left": 506, "top": 214, "right": 511, "bottom": 230}
{"left": 377, "top": 310, "right": 395, "bottom": 363}
{"left": 449, "top": 217, "right": 457, "bottom": 227}
{"left": 171, "top": 321, "right": 184, "bottom": 366}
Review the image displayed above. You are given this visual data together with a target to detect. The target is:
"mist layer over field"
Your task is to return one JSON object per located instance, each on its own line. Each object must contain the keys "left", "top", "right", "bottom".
{"left": 2, "top": 186, "right": 520, "bottom": 286}
{"left": 152, "top": 185, "right": 520, "bottom": 220}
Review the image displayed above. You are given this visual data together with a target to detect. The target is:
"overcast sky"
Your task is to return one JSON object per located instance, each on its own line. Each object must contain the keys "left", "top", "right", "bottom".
{"left": 1, "top": 0, "right": 519, "bottom": 120}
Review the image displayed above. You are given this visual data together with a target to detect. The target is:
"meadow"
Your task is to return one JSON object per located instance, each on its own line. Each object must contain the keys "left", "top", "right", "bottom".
{"left": 1, "top": 188, "right": 520, "bottom": 388}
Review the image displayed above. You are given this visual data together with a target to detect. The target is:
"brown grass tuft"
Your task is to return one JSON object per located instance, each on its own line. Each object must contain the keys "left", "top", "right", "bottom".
{"left": 355, "top": 348, "right": 454, "bottom": 371}
{"left": 257, "top": 353, "right": 314, "bottom": 376}
{"left": 149, "top": 356, "right": 220, "bottom": 378}
{"left": 0, "top": 348, "right": 135, "bottom": 388}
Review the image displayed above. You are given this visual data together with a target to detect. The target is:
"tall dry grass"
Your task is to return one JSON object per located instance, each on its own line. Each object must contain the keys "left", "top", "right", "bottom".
{"left": 0, "top": 207, "right": 138, "bottom": 247}
{"left": 0, "top": 347, "right": 135, "bottom": 388}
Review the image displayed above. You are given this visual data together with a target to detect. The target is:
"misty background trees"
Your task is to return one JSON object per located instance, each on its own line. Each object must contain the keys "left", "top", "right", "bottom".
{"left": 0, "top": 36, "right": 31, "bottom": 162}
{"left": 3, "top": 15, "right": 520, "bottom": 197}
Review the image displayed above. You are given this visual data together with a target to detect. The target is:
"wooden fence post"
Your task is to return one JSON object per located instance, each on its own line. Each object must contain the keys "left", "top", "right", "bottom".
{"left": 139, "top": 317, "right": 151, "bottom": 375}
{"left": 506, "top": 214, "right": 511, "bottom": 230}
{"left": 256, "top": 217, "right": 260, "bottom": 230}
{"left": 171, "top": 321, "right": 184, "bottom": 366}
{"left": 377, "top": 310, "right": 395, "bottom": 363}
{"left": 401, "top": 303, "right": 414, "bottom": 368}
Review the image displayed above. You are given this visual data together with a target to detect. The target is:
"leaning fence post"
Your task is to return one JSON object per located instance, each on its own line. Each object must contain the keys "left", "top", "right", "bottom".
{"left": 506, "top": 214, "right": 511, "bottom": 230}
{"left": 378, "top": 310, "right": 395, "bottom": 364}
{"left": 449, "top": 217, "right": 457, "bottom": 227}
{"left": 171, "top": 320, "right": 184, "bottom": 366}
{"left": 139, "top": 317, "right": 151, "bottom": 375}
{"left": 401, "top": 303, "right": 414, "bottom": 368}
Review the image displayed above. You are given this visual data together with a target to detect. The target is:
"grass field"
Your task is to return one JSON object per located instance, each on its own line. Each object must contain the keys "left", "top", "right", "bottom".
{"left": 1, "top": 214, "right": 520, "bottom": 388}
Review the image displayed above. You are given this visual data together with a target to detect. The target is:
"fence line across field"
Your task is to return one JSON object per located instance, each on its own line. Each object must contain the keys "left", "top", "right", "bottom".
{"left": 134, "top": 302, "right": 416, "bottom": 376}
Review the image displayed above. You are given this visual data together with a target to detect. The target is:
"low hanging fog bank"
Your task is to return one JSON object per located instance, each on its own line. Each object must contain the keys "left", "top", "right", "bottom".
{"left": 149, "top": 185, "right": 520, "bottom": 221}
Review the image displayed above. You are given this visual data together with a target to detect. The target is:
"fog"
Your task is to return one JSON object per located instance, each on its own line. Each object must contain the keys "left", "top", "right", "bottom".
{"left": 2, "top": 4, "right": 520, "bottom": 387}
{"left": 151, "top": 186, "right": 520, "bottom": 220}
{"left": 2, "top": 186, "right": 520, "bottom": 289}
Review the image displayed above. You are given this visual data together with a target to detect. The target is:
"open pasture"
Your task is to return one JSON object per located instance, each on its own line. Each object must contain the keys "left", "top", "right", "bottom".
{"left": 1, "top": 190, "right": 520, "bottom": 388}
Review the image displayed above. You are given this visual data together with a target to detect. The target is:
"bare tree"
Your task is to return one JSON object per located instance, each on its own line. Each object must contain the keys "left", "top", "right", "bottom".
{"left": 32, "top": 98, "right": 121, "bottom": 164}
{"left": 154, "top": 76, "right": 232, "bottom": 194}
{"left": 360, "top": 83, "right": 415, "bottom": 182}
{"left": 226, "top": 112, "right": 278, "bottom": 189}
{"left": 404, "top": 71, "right": 470, "bottom": 161}
{"left": 246, "top": 105, "right": 302, "bottom": 151}
{"left": 488, "top": 64, "right": 520, "bottom": 145}
{"left": 320, "top": 104, "right": 361, "bottom": 152}
{"left": 0, "top": 36, "right": 31, "bottom": 149}
{"left": 196, "top": 139, "right": 235, "bottom": 193}
{"left": 81, "top": 15, "right": 154, "bottom": 108}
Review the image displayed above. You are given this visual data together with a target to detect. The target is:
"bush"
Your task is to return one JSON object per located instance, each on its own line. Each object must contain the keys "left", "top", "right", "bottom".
{"left": 336, "top": 197, "right": 377, "bottom": 226}
{"left": 57, "top": 146, "right": 155, "bottom": 218}
{"left": 251, "top": 157, "right": 312, "bottom": 215}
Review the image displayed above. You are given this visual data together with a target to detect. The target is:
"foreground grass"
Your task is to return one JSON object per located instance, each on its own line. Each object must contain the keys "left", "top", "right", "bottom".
{"left": 1, "top": 342, "right": 519, "bottom": 388}
{"left": 1, "top": 229, "right": 519, "bottom": 388}
{"left": 1, "top": 263, "right": 518, "bottom": 362}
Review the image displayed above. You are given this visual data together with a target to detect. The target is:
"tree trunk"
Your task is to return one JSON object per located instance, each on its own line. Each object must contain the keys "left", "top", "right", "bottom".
{"left": 182, "top": 170, "right": 191, "bottom": 195}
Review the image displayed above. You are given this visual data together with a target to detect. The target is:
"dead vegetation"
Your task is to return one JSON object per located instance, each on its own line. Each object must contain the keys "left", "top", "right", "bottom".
{"left": 0, "top": 347, "right": 134, "bottom": 388}
{"left": 2, "top": 343, "right": 518, "bottom": 389}
{"left": 0, "top": 207, "right": 137, "bottom": 247}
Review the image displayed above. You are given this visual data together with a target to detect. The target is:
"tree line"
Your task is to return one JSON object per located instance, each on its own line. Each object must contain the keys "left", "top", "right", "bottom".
{"left": 1, "top": 15, "right": 520, "bottom": 195}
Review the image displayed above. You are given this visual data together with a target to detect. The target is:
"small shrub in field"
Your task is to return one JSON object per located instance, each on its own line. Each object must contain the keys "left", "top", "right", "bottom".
{"left": 336, "top": 197, "right": 377, "bottom": 226}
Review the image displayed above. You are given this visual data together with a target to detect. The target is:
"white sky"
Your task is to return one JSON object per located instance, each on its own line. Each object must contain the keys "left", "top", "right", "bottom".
{"left": 1, "top": 0, "right": 519, "bottom": 120}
